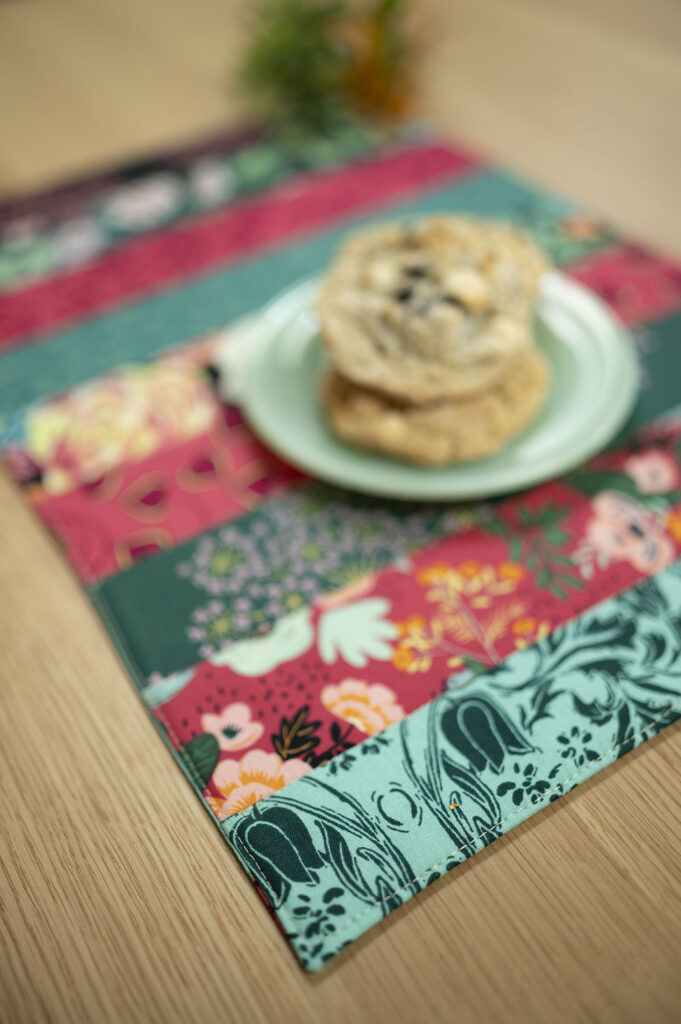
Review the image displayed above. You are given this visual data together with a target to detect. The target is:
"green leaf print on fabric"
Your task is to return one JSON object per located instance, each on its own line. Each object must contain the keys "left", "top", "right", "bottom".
{"left": 224, "top": 559, "right": 681, "bottom": 972}
{"left": 181, "top": 733, "right": 220, "bottom": 788}
{"left": 482, "top": 503, "right": 583, "bottom": 599}
{"left": 439, "top": 695, "right": 534, "bottom": 774}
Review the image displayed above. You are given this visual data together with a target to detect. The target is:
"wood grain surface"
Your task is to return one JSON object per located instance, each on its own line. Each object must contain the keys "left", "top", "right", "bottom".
{"left": 1, "top": 2, "right": 680, "bottom": 1022}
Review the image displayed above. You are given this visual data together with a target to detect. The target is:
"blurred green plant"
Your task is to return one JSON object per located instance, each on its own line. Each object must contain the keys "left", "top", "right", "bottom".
{"left": 238, "top": 0, "right": 415, "bottom": 130}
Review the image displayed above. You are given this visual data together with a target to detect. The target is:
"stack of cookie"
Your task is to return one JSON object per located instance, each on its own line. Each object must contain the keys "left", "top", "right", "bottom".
{"left": 318, "top": 216, "right": 550, "bottom": 466}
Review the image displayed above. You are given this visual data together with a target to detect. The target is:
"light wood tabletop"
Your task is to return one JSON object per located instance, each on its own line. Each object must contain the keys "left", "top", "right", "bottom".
{"left": 1, "top": 2, "right": 680, "bottom": 1022}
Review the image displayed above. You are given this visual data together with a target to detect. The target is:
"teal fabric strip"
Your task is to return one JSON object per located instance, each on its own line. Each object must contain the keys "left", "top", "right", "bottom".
{"left": 0, "top": 169, "right": 589, "bottom": 422}
{"left": 0, "top": 121, "right": 388, "bottom": 292}
{"left": 223, "top": 560, "right": 681, "bottom": 971}
{"left": 625, "top": 310, "right": 681, "bottom": 436}
{"left": 89, "top": 301, "right": 681, "bottom": 682}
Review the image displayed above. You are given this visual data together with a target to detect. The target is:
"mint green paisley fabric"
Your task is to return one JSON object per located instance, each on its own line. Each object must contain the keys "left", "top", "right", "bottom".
{"left": 224, "top": 560, "right": 681, "bottom": 971}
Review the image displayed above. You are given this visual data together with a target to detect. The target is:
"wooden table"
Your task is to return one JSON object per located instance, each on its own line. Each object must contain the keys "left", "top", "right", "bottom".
{"left": 1, "top": 2, "right": 680, "bottom": 1021}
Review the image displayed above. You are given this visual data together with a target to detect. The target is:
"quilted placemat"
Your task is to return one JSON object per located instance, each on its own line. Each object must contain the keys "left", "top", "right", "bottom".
{"left": 1, "top": 122, "right": 681, "bottom": 972}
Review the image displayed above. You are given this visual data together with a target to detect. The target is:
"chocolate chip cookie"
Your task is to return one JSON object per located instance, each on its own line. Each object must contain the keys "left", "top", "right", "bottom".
{"left": 317, "top": 216, "right": 548, "bottom": 403}
{"left": 322, "top": 347, "right": 549, "bottom": 466}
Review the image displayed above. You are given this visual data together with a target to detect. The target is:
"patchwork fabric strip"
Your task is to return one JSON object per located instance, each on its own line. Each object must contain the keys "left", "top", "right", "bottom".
{"left": 0, "top": 167, "right": 613, "bottom": 420}
{"left": 1, "top": 125, "right": 681, "bottom": 973}
{"left": 0, "top": 119, "right": 395, "bottom": 298}
{"left": 1, "top": 334, "right": 301, "bottom": 582}
{"left": 132, "top": 428, "right": 681, "bottom": 820}
{"left": 223, "top": 560, "right": 681, "bottom": 970}
{"left": 0, "top": 141, "right": 479, "bottom": 344}
{"left": 92, "top": 427, "right": 681, "bottom": 679}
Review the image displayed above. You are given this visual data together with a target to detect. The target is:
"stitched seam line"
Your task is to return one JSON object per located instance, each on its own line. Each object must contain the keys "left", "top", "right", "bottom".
{"left": 229, "top": 703, "right": 679, "bottom": 958}
{"left": 91, "top": 585, "right": 223, "bottom": 818}
{"left": 92, "top": 581, "right": 680, "bottom": 962}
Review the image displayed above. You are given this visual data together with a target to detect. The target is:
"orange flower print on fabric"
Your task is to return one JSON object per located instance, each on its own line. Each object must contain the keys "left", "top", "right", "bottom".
{"left": 416, "top": 560, "right": 525, "bottom": 610}
{"left": 511, "top": 617, "right": 551, "bottom": 650}
{"left": 396, "top": 560, "right": 527, "bottom": 667}
{"left": 320, "top": 679, "right": 405, "bottom": 735}
{"left": 201, "top": 702, "right": 265, "bottom": 752}
{"left": 207, "top": 750, "right": 311, "bottom": 820}
{"left": 390, "top": 616, "right": 463, "bottom": 674}
{"left": 666, "top": 509, "right": 681, "bottom": 543}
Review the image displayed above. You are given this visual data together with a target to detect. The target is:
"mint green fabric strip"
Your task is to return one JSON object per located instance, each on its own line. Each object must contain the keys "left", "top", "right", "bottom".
{"left": 223, "top": 560, "right": 681, "bottom": 971}
{"left": 0, "top": 169, "right": 585, "bottom": 422}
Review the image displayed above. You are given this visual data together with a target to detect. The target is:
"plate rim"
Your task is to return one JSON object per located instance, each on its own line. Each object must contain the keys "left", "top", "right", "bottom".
{"left": 241, "top": 272, "right": 639, "bottom": 501}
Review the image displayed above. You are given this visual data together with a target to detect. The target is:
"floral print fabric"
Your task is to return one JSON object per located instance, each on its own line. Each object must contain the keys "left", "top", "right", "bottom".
{"left": 0, "top": 168, "right": 604, "bottom": 422}
{"left": 0, "top": 121, "right": 387, "bottom": 297}
{"left": 142, "top": 429, "right": 681, "bottom": 828}
{"left": 33, "top": 412, "right": 301, "bottom": 582}
{"left": 95, "top": 428, "right": 681, "bottom": 681}
{"left": 93, "top": 486, "right": 469, "bottom": 677}
{"left": 1, "top": 332, "right": 302, "bottom": 582}
{"left": 0, "top": 143, "right": 478, "bottom": 346}
{"left": 223, "top": 560, "right": 681, "bottom": 970}
{"left": 3, "top": 124, "right": 681, "bottom": 977}
{"left": 22, "top": 356, "right": 217, "bottom": 494}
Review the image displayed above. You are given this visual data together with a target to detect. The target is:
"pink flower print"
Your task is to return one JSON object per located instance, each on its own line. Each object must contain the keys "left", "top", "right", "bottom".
{"left": 201, "top": 702, "right": 264, "bottom": 752}
{"left": 624, "top": 450, "right": 678, "bottom": 494}
{"left": 320, "top": 679, "right": 405, "bottom": 736}
{"left": 586, "top": 491, "right": 674, "bottom": 574}
{"left": 207, "top": 750, "right": 311, "bottom": 819}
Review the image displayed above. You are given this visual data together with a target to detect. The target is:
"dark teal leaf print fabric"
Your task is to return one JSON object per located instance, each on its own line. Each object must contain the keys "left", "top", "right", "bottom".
{"left": 224, "top": 560, "right": 681, "bottom": 971}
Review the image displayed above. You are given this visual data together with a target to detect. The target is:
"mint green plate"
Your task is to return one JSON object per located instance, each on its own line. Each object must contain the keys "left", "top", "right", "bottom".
{"left": 240, "top": 272, "right": 638, "bottom": 501}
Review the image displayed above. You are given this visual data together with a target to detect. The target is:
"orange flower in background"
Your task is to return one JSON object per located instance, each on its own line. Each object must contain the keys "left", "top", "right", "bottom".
{"left": 391, "top": 648, "right": 414, "bottom": 670}
{"left": 416, "top": 562, "right": 452, "bottom": 587}
{"left": 512, "top": 617, "right": 551, "bottom": 650}
{"left": 396, "top": 613, "right": 427, "bottom": 637}
{"left": 320, "top": 679, "right": 405, "bottom": 735}
{"left": 417, "top": 560, "right": 525, "bottom": 610}
{"left": 207, "top": 750, "right": 310, "bottom": 820}
{"left": 457, "top": 560, "right": 481, "bottom": 579}
{"left": 665, "top": 509, "right": 681, "bottom": 543}
{"left": 498, "top": 562, "right": 525, "bottom": 583}
{"left": 391, "top": 615, "right": 465, "bottom": 673}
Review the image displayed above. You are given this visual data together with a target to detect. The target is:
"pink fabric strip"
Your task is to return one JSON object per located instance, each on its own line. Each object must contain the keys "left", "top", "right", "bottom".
{"left": 32, "top": 419, "right": 302, "bottom": 585}
{"left": 0, "top": 143, "right": 479, "bottom": 346}
{"left": 567, "top": 243, "right": 681, "bottom": 326}
{"left": 150, "top": 429, "right": 681, "bottom": 819}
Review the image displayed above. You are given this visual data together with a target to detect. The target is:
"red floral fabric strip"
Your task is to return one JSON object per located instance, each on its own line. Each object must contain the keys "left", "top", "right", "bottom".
{"left": 0, "top": 143, "right": 478, "bottom": 346}
{"left": 147, "top": 427, "right": 681, "bottom": 820}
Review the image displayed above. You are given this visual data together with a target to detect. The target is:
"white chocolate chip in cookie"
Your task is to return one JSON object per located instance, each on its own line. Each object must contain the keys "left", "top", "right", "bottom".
{"left": 443, "top": 268, "right": 491, "bottom": 311}
{"left": 363, "top": 258, "right": 401, "bottom": 292}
